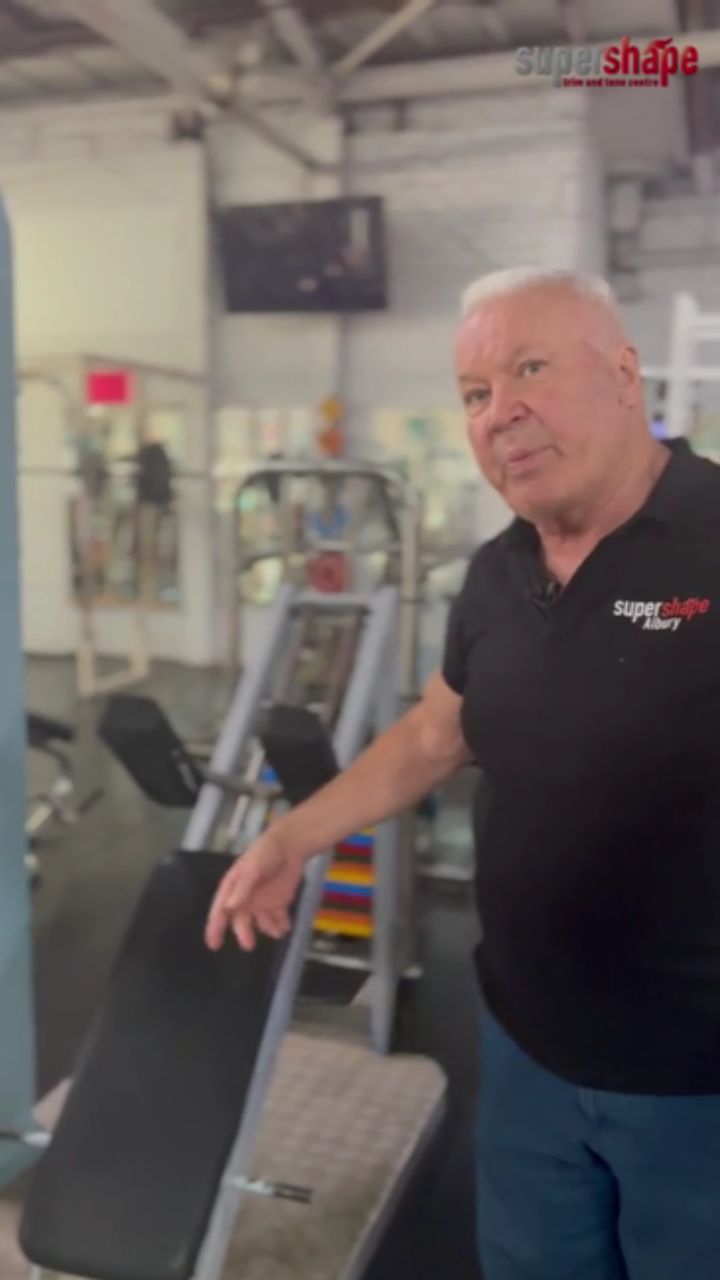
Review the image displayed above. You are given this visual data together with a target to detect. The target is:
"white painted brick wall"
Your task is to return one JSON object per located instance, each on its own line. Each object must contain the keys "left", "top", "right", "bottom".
{"left": 0, "top": 90, "right": 609, "bottom": 666}
{"left": 621, "top": 193, "right": 720, "bottom": 367}
{"left": 0, "top": 97, "right": 216, "bottom": 664}
{"left": 210, "top": 112, "right": 345, "bottom": 410}
{"left": 213, "top": 90, "right": 602, "bottom": 443}
{"left": 342, "top": 92, "right": 600, "bottom": 442}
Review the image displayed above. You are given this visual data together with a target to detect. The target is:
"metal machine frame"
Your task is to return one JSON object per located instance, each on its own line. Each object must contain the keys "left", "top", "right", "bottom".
{"left": 219, "top": 458, "right": 423, "bottom": 705}
{"left": 184, "top": 580, "right": 404, "bottom": 1060}
{"left": 643, "top": 291, "right": 720, "bottom": 438}
{"left": 187, "top": 584, "right": 403, "bottom": 1280}
{"left": 17, "top": 581, "right": 427, "bottom": 1280}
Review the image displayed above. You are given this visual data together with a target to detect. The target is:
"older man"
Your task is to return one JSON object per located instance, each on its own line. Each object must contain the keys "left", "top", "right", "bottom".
{"left": 206, "top": 268, "right": 720, "bottom": 1280}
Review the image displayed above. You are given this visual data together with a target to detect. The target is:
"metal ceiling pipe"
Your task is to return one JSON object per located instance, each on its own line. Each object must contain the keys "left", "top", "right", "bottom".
{"left": 334, "top": 28, "right": 720, "bottom": 102}
{"left": 257, "top": 0, "right": 325, "bottom": 74}
{"left": 557, "top": 0, "right": 588, "bottom": 44}
{"left": 333, "top": 0, "right": 438, "bottom": 77}
{"left": 59, "top": 0, "right": 336, "bottom": 171}
{"left": 241, "top": 27, "right": 720, "bottom": 106}
{"left": 60, "top": 0, "right": 212, "bottom": 98}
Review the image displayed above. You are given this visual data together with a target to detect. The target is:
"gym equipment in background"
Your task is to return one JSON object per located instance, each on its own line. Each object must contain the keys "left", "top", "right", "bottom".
{"left": 18, "top": 580, "right": 445, "bottom": 1280}
{"left": 643, "top": 292, "right": 720, "bottom": 458}
{"left": 25, "top": 712, "right": 102, "bottom": 880}
{"left": 0, "top": 199, "right": 445, "bottom": 1280}
{"left": 17, "top": 354, "right": 208, "bottom": 698}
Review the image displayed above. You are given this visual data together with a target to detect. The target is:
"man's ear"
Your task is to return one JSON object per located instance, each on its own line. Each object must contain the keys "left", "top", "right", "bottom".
{"left": 616, "top": 343, "right": 642, "bottom": 407}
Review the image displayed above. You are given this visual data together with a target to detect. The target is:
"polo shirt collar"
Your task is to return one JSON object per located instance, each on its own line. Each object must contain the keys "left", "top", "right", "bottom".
{"left": 504, "top": 437, "right": 706, "bottom": 549}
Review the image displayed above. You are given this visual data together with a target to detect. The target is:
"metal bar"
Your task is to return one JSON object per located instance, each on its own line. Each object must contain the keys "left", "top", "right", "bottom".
{"left": 643, "top": 364, "right": 720, "bottom": 382}
{"left": 63, "top": 0, "right": 332, "bottom": 172}
{"left": 303, "top": 537, "right": 403, "bottom": 556}
{"left": 202, "top": 771, "right": 282, "bottom": 801}
{"left": 223, "top": 744, "right": 273, "bottom": 848}
{"left": 218, "top": 459, "right": 406, "bottom": 483}
{"left": 80, "top": 353, "right": 205, "bottom": 383}
{"left": 193, "top": 584, "right": 399, "bottom": 1280}
{"left": 333, "top": 0, "right": 437, "bottom": 77}
{"left": 322, "top": 609, "right": 365, "bottom": 728}
{"left": 225, "top": 458, "right": 414, "bottom": 695}
{"left": 293, "top": 591, "right": 372, "bottom": 612}
{"left": 230, "top": 98, "right": 337, "bottom": 173}
{"left": 666, "top": 293, "right": 697, "bottom": 439}
{"left": 257, "top": 0, "right": 325, "bottom": 73}
{"left": 399, "top": 492, "right": 423, "bottom": 704}
{"left": 369, "top": 624, "right": 401, "bottom": 1056}
{"left": 0, "top": 199, "right": 38, "bottom": 1186}
{"left": 182, "top": 583, "right": 296, "bottom": 851}
{"left": 223, "top": 610, "right": 309, "bottom": 838}
{"left": 76, "top": 597, "right": 150, "bottom": 701}
{"left": 306, "top": 949, "right": 372, "bottom": 974}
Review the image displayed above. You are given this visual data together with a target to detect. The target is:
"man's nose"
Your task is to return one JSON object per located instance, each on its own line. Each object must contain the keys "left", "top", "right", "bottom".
{"left": 485, "top": 383, "right": 527, "bottom": 434}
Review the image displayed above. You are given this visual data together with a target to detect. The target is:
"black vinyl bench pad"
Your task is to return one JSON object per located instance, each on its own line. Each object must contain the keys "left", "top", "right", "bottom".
{"left": 21, "top": 850, "right": 290, "bottom": 1280}
{"left": 27, "top": 712, "right": 74, "bottom": 749}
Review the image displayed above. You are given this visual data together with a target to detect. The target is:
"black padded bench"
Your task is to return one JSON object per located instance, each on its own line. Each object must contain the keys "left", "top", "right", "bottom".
{"left": 21, "top": 704, "right": 340, "bottom": 1280}
{"left": 26, "top": 712, "right": 74, "bottom": 750}
{"left": 21, "top": 851, "right": 292, "bottom": 1280}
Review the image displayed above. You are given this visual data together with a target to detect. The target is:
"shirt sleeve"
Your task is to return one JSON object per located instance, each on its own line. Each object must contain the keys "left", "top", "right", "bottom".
{"left": 441, "top": 592, "right": 467, "bottom": 695}
{"left": 441, "top": 544, "right": 490, "bottom": 695}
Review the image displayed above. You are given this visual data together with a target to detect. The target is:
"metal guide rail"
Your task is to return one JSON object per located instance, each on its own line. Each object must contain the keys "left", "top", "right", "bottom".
{"left": 217, "top": 459, "right": 423, "bottom": 706}
{"left": 8, "top": 579, "right": 446, "bottom": 1280}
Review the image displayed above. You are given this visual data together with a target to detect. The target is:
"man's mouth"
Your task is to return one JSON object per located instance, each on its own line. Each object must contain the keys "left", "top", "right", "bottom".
{"left": 503, "top": 446, "right": 550, "bottom": 473}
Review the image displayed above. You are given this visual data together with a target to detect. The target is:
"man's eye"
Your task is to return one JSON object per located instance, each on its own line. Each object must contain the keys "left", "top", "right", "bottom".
{"left": 519, "top": 360, "right": 545, "bottom": 376}
{"left": 465, "top": 389, "right": 489, "bottom": 405}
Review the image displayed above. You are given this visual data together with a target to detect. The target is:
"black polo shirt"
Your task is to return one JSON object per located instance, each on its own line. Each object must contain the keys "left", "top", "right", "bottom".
{"left": 443, "top": 440, "right": 720, "bottom": 1093}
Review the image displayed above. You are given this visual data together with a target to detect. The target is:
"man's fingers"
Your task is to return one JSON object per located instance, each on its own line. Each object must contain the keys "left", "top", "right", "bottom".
{"left": 226, "top": 865, "right": 260, "bottom": 913}
{"left": 232, "top": 911, "right": 256, "bottom": 951}
{"left": 256, "top": 909, "right": 290, "bottom": 940}
{"left": 272, "top": 908, "right": 292, "bottom": 936}
{"left": 205, "top": 915, "right": 226, "bottom": 952}
{"left": 205, "top": 895, "right": 232, "bottom": 951}
{"left": 205, "top": 864, "right": 257, "bottom": 950}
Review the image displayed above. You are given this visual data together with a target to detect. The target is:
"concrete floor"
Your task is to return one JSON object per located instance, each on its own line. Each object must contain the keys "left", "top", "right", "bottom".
{"left": 22, "top": 656, "right": 483, "bottom": 1280}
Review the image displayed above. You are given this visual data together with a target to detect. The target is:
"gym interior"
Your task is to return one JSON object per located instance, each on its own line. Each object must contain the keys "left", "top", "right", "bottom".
{"left": 1, "top": 3, "right": 720, "bottom": 1279}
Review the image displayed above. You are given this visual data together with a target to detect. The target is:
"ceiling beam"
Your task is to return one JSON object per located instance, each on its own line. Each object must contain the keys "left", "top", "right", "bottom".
{"left": 3, "top": 0, "right": 45, "bottom": 30}
{"left": 60, "top": 0, "right": 217, "bottom": 98}
{"left": 557, "top": 0, "right": 588, "bottom": 43}
{"left": 59, "top": 0, "right": 336, "bottom": 170}
{"left": 333, "top": 0, "right": 438, "bottom": 76}
{"left": 0, "top": 20, "right": 99, "bottom": 60}
{"left": 479, "top": 3, "right": 511, "bottom": 46}
{"left": 239, "top": 28, "right": 720, "bottom": 104}
{"left": 257, "top": 0, "right": 325, "bottom": 73}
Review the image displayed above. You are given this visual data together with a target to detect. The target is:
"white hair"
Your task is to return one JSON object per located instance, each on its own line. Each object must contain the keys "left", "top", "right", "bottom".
{"left": 461, "top": 266, "right": 618, "bottom": 318}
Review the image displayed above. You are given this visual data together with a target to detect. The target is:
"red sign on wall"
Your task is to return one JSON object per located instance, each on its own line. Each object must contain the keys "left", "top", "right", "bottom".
{"left": 86, "top": 369, "right": 134, "bottom": 406}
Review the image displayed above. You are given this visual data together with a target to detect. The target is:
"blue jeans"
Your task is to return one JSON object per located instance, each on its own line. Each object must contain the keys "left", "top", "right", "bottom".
{"left": 477, "top": 1009, "right": 720, "bottom": 1280}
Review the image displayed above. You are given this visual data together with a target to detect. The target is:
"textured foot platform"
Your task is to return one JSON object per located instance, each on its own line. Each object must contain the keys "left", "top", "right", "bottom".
{"left": 1, "top": 1033, "right": 445, "bottom": 1280}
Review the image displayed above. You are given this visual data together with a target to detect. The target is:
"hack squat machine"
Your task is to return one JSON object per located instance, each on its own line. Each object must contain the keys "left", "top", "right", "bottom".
{"left": 0, "top": 199, "right": 447, "bottom": 1280}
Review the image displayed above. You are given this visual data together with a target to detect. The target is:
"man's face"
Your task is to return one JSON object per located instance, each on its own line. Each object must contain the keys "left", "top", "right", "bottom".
{"left": 454, "top": 287, "right": 642, "bottom": 521}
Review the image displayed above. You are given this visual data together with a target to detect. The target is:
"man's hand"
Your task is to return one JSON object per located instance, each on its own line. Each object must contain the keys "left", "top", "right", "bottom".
{"left": 205, "top": 832, "right": 306, "bottom": 953}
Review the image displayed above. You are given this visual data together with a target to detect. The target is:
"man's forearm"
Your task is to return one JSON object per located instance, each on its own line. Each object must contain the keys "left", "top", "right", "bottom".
{"left": 271, "top": 707, "right": 460, "bottom": 863}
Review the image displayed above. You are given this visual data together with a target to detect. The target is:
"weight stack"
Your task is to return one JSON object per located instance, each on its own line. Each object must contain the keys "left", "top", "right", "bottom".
{"left": 260, "top": 763, "right": 376, "bottom": 940}
{"left": 314, "top": 829, "right": 376, "bottom": 940}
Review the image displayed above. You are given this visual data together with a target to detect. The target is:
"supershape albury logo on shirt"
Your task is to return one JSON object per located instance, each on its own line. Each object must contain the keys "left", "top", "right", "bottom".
{"left": 613, "top": 596, "right": 711, "bottom": 631}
